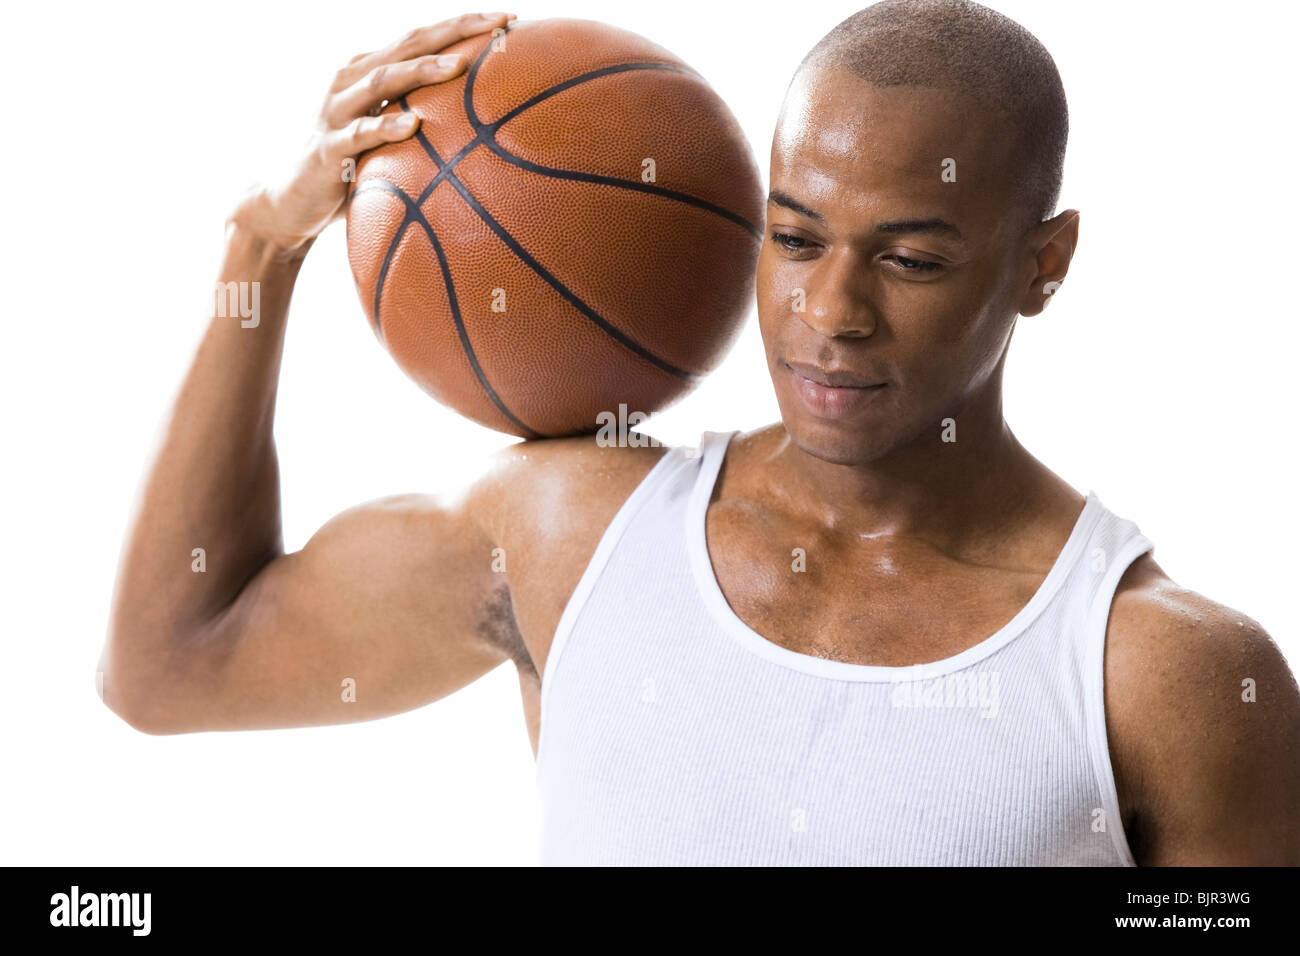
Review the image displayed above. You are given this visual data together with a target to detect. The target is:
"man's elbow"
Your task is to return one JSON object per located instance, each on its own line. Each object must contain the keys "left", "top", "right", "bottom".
{"left": 96, "top": 663, "right": 186, "bottom": 736}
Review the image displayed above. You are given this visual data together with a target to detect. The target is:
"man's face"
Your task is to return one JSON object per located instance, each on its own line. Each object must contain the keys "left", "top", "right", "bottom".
{"left": 759, "top": 68, "right": 1036, "bottom": 465}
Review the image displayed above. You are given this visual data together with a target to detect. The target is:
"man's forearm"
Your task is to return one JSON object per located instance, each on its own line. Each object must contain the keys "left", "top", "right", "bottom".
{"left": 102, "top": 221, "right": 311, "bottom": 718}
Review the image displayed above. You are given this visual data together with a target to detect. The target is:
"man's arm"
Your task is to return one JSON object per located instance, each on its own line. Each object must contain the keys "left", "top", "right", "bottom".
{"left": 1105, "top": 554, "right": 1300, "bottom": 865}
{"left": 99, "top": 13, "right": 522, "bottom": 734}
{"left": 100, "top": 222, "right": 514, "bottom": 735}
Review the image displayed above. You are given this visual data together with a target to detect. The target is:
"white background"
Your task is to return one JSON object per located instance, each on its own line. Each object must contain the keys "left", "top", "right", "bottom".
{"left": 1, "top": 0, "right": 1295, "bottom": 865}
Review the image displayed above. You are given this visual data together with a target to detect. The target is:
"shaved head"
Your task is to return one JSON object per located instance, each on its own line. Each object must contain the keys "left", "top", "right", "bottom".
{"left": 797, "top": 0, "right": 1068, "bottom": 230}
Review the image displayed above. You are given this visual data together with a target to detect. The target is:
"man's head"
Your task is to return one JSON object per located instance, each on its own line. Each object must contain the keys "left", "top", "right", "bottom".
{"left": 759, "top": 0, "right": 1078, "bottom": 465}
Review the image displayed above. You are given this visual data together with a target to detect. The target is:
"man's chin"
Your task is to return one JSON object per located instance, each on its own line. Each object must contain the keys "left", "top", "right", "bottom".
{"left": 778, "top": 408, "right": 904, "bottom": 467}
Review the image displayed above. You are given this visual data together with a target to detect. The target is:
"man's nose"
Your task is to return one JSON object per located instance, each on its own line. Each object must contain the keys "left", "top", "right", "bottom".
{"left": 799, "top": 249, "right": 877, "bottom": 338}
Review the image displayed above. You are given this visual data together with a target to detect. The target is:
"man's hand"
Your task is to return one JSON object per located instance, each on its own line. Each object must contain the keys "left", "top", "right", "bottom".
{"left": 230, "top": 11, "right": 516, "bottom": 254}
{"left": 100, "top": 13, "right": 522, "bottom": 735}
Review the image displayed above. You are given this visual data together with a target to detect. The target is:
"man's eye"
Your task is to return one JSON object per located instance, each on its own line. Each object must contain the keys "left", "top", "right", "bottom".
{"left": 771, "top": 232, "right": 810, "bottom": 252}
{"left": 888, "top": 255, "right": 942, "bottom": 272}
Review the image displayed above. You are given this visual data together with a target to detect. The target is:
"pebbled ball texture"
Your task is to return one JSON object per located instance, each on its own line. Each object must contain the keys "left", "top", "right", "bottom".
{"left": 346, "top": 17, "right": 765, "bottom": 438}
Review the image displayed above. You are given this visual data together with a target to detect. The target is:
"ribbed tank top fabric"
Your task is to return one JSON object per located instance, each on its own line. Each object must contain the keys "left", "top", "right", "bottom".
{"left": 536, "top": 431, "right": 1153, "bottom": 866}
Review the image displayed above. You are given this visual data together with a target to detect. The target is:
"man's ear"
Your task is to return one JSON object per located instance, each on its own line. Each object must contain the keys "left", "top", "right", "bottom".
{"left": 1018, "top": 209, "right": 1079, "bottom": 317}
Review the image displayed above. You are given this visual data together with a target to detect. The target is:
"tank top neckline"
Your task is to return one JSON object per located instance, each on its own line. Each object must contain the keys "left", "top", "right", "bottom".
{"left": 683, "top": 429, "right": 1104, "bottom": 683}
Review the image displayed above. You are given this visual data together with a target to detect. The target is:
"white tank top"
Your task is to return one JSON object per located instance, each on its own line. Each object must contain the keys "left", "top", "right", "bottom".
{"left": 535, "top": 430, "right": 1154, "bottom": 865}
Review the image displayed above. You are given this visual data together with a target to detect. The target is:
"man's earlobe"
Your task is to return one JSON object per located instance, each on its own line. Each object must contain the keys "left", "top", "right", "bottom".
{"left": 1020, "top": 209, "right": 1079, "bottom": 317}
{"left": 1037, "top": 278, "right": 1064, "bottom": 315}
{"left": 1018, "top": 276, "right": 1064, "bottom": 317}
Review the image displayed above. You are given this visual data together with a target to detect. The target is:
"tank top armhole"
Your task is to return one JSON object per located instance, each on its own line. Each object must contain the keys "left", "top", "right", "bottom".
{"left": 1081, "top": 531, "right": 1155, "bottom": 867}
{"left": 534, "top": 444, "right": 684, "bottom": 779}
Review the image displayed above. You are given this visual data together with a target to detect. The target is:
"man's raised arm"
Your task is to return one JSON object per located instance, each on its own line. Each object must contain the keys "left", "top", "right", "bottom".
{"left": 99, "top": 13, "right": 520, "bottom": 734}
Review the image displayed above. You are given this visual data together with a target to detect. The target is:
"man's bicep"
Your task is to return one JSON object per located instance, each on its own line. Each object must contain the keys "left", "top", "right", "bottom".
{"left": 1107, "top": 579, "right": 1300, "bottom": 865}
{"left": 145, "top": 492, "right": 510, "bottom": 734}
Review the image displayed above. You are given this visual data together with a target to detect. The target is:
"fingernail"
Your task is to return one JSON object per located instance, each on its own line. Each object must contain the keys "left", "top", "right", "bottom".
{"left": 436, "top": 53, "right": 462, "bottom": 67}
{"left": 392, "top": 112, "right": 418, "bottom": 129}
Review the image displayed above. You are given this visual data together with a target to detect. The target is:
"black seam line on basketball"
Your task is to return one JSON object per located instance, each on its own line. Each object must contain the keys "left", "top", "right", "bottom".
{"left": 403, "top": 85, "right": 700, "bottom": 380}
{"left": 356, "top": 100, "right": 447, "bottom": 338}
{"left": 464, "top": 21, "right": 701, "bottom": 124}
{"left": 387, "top": 101, "right": 547, "bottom": 429}
{"left": 376, "top": 47, "right": 712, "bottom": 382}
{"left": 362, "top": 105, "right": 542, "bottom": 435}
{"left": 401, "top": 53, "right": 757, "bottom": 244}
{"left": 396, "top": 25, "right": 739, "bottom": 244}
{"left": 351, "top": 188, "right": 429, "bottom": 330}
{"left": 352, "top": 181, "right": 416, "bottom": 340}
{"left": 397, "top": 97, "right": 448, "bottom": 181}
{"left": 352, "top": 178, "right": 544, "bottom": 439}
{"left": 441, "top": 168, "right": 700, "bottom": 382}
{"left": 467, "top": 55, "right": 762, "bottom": 240}
{"left": 400, "top": 64, "right": 705, "bottom": 211}
{"left": 459, "top": 42, "right": 759, "bottom": 238}
{"left": 491, "top": 63, "right": 702, "bottom": 127}
{"left": 482, "top": 143, "right": 763, "bottom": 241}
{"left": 397, "top": 103, "right": 697, "bottom": 382}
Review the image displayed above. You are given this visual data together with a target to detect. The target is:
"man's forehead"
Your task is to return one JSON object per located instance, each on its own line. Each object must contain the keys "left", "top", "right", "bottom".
{"left": 771, "top": 71, "right": 1016, "bottom": 216}
{"left": 774, "top": 70, "right": 1009, "bottom": 177}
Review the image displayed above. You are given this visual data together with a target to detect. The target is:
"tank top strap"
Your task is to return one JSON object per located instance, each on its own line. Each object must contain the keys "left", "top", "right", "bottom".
{"left": 687, "top": 429, "right": 737, "bottom": 507}
{"left": 1069, "top": 492, "right": 1155, "bottom": 867}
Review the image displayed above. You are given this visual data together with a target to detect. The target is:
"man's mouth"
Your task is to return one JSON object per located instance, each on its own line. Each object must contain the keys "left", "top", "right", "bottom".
{"left": 784, "top": 360, "right": 885, "bottom": 389}
{"left": 783, "top": 360, "right": 887, "bottom": 419}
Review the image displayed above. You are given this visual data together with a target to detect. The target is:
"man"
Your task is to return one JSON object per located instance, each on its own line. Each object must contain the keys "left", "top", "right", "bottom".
{"left": 100, "top": 2, "right": 1299, "bottom": 865}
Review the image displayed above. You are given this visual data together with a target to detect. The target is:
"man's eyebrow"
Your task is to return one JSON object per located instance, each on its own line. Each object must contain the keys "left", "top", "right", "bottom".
{"left": 767, "top": 190, "right": 965, "bottom": 241}
{"left": 768, "top": 190, "right": 826, "bottom": 224}
{"left": 874, "top": 218, "right": 965, "bottom": 241}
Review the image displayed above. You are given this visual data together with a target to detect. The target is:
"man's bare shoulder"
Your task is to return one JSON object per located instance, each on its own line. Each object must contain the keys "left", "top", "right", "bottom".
{"left": 466, "top": 434, "right": 673, "bottom": 548}
{"left": 1103, "top": 553, "right": 1299, "bottom": 864}
{"left": 451, "top": 435, "right": 674, "bottom": 676}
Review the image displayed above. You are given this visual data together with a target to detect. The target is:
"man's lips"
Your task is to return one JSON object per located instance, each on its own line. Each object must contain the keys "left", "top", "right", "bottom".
{"left": 783, "top": 361, "right": 888, "bottom": 419}
{"left": 784, "top": 360, "right": 885, "bottom": 388}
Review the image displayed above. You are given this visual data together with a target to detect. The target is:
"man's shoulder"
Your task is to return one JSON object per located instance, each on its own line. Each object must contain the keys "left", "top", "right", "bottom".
{"left": 1105, "top": 554, "right": 1287, "bottom": 721}
{"left": 465, "top": 424, "right": 775, "bottom": 538}
{"left": 456, "top": 433, "right": 701, "bottom": 683}
{"left": 465, "top": 433, "right": 678, "bottom": 553}
{"left": 1102, "top": 553, "right": 1299, "bottom": 863}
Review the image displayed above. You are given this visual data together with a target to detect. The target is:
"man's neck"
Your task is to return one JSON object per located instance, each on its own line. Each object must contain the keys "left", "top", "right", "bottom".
{"left": 748, "top": 398, "right": 1072, "bottom": 549}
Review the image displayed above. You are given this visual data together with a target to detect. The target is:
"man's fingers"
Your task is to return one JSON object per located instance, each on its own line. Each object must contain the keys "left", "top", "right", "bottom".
{"left": 330, "top": 12, "right": 514, "bottom": 94}
{"left": 324, "top": 53, "right": 467, "bottom": 129}
{"left": 387, "top": 11, "right": 514, "bottom": 63}
{"left": 323, "top": 111, "right": 423, "bottom": 164}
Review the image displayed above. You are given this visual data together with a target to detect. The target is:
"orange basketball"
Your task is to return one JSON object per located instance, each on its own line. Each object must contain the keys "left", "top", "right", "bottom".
{"left": 345, "top": 17, "right": 764, "bottom": 438}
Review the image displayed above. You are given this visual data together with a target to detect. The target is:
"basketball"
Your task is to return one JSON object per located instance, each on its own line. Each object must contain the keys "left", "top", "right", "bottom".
{"left": 345, "top": 17, "right": 764, "bottom": 438}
